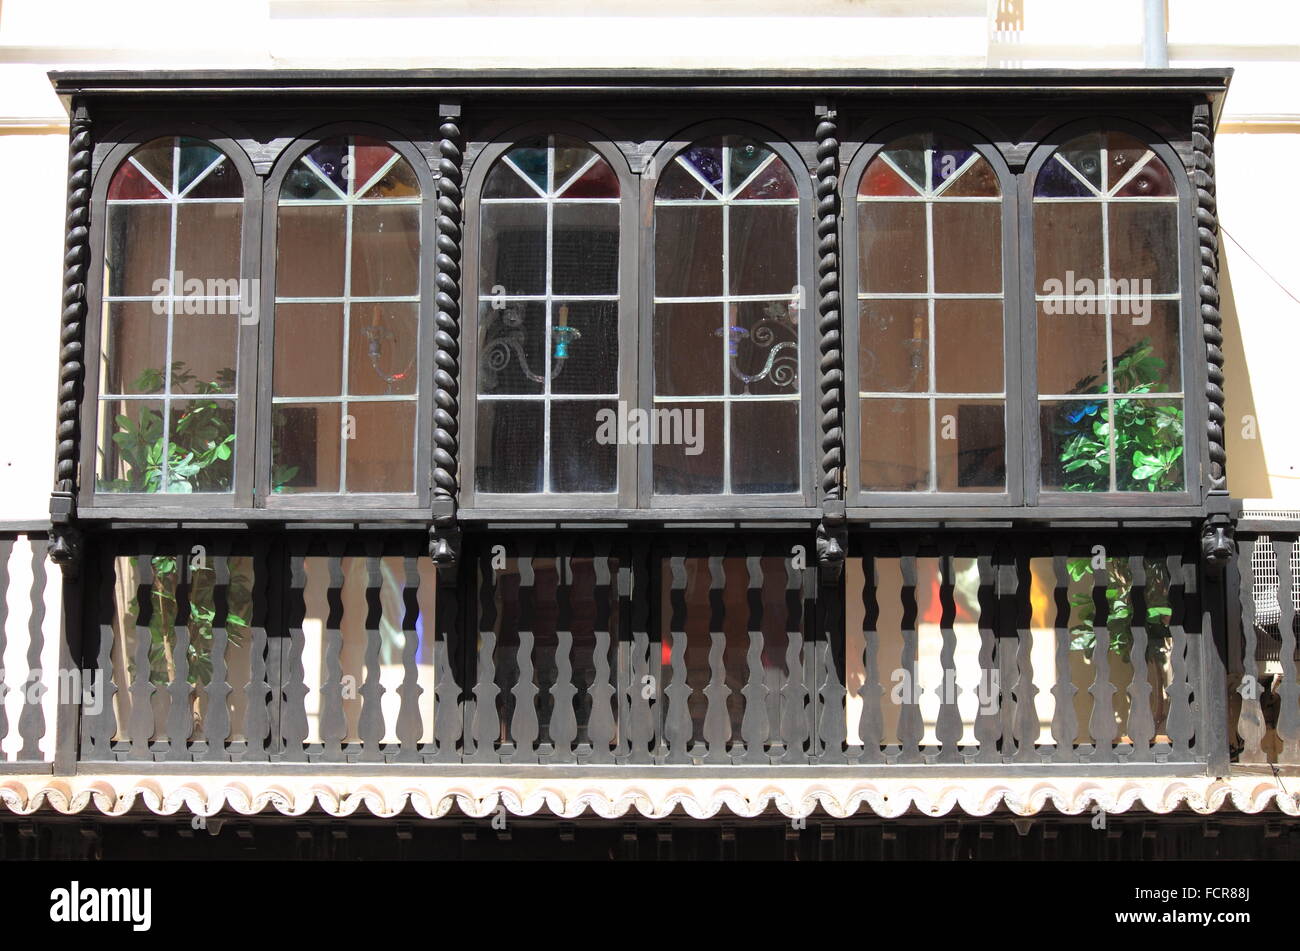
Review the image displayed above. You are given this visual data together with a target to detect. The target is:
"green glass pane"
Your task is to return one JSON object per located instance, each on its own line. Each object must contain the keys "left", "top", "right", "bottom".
{"left": 506, "top": 147, "right": 548, "bottom": 193}
{"left": 727, "top": 138, "right": 770, "bottom": 195}
{"left": 132, "top": 138, "right": 175, "bottom": 195}
{"left": 178, "top": 138, "right": 223, "bottom": 193}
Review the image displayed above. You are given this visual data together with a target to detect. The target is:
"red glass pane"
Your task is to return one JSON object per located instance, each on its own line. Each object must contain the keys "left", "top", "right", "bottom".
{"left": 734, "top": 158, "right": 797, "bottom": 200}
{"left": 858, "top": 158, "right": 918, "bottom": 197}
{"left": 108, "top": 161, "right": 165, "bottom": 201}
{"left": 352, "top": 137, "right": 396, "bottom": 196}
{"left": 560, "top": 158, "right": 620, "bottom": 198}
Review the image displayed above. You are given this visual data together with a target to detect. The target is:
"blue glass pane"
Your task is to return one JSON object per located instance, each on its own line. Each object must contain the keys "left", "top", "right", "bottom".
{"left": 682, "top": 145, "right": 723, "bottom": 192}
{"left": 178, "top": 138, "right": 222, "bottom": 193}
{"left": 507, "top": 147, "right": 548, "bottom": 193}
{"left": 932, "top": 148, "right": 974, "bottom": 191}
{"left": 1034, "top": 156, "right": 1093, "bottom": 198}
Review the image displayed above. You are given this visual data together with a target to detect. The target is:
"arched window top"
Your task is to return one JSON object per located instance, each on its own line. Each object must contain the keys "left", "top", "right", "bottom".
{"left": 858, "top": 132, "right": 999, "bottom": 199}
{"left": 1034, "top": 130, "right": 1176, "bottom": 199}
{"left": 107, "top": 135, "right": 242, "bottom": 201}
{"left": 279, "top": 135, "right": 420, "bottom": 202}
{"left": 656, "top": 135, "right": 797, "bottom": 202}
{"left": 483, "top": 134, "right": 620, "bottom": 200}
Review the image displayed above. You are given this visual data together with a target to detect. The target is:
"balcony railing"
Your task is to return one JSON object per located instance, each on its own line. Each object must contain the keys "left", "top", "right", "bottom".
{"left": 52, "top": 526, "right": 1245, "bottom": 770}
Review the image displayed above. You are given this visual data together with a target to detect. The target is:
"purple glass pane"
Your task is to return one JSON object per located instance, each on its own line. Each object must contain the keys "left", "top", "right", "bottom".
{"left": 306, "top": 141, "right": 348, "bottom": 194}
{"left": 1034, "top": 156, "right": 1093, "bottom": 198}
{"left": 932, "top": 148, "right": 975, "bottom": 191}
{"left": 682, "top": 145, "right": 724, "bottom": 192}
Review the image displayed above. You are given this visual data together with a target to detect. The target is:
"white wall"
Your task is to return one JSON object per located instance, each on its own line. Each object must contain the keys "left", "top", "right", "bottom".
{"left": 0, "top": 0, "right": 1295, "bottom": 518}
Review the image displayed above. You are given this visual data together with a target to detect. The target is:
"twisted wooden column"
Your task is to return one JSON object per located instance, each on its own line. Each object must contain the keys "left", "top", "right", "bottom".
{"left": 1194, "top": 105, "right": 1227, "bottom": 495}
{"left": 50, "top": 100, "right": 91, "bottom": 572}
{"left": 431, "top": 106, "right": 464, "bottom": 574}
{"left": 814, "top": 106, "right": 846, "bottom": 578}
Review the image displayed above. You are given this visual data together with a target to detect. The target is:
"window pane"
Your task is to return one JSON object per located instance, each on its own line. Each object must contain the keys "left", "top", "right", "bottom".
{"left": 1033, "top": 202, "right": 1102, "bottom": 290}
{"left": 932, "top": 203, "right": 1000, "bottom": 294}
{"left": 350, "top": 204, "right": 419, "bottom": 297}
{"left": 652, "top": 402, "right": 724, "bottom": 495}
{"left": 1039, "top": 399, "right": 1110, "bottom": 491}
{"left": 553, "top": 203, "right": 618, "bottom": 296}
{"left": 480, "top": 203, "right": 546, "bottom": 295}
{"left": 551, "top": 400, "right": 617, "bottom": 493}
{"left": 276, "top": 205, "right": 346, "bottom": 298}
{"left": 859, "top": 299, "right": 928, "bottom": 394}
{"left": 175, "top": 203, "right": 240, "bottom": 284}
{"left": 476, "top": 401, "right": 544, "bottom": 493}
{"left": 654, "top": 302, "right": 723, "bottom": 397}
{"left": 551, "top": 301, "right": 618, "bottom": 396}
{"left": 479, "top": 301, "right": 546, "bottom": 396}
{"left": 655, "top": 204, "right": 723, "bottom": 297}
{"left": 273, "top": 304, "right": 343, "bottom": 398}
{"left": 101, "top": 301, "right": 169, "bottom": 395}
{"left": 729, "top": 204, "right": 797, "bottom": 295}
{"left": 858, "top": 203, "right": 926, "bottom": 294}
{"left": 348, "top": 401, "right": 415, "bottom": 493}
{"left": 348, "top": 303, "right": 418, "bottom": 397}
{"left": 935, "top": 399, "right": 1004, "bottom": 492}
{"left": 105, "top": 204, "right": 170, "bottom": 297}
{"left": 860, "top": 398, "right": 929, "bottom": 491}
{"left": 1110, "top": 302, "right": 1181, "bottom": 394}
{"left": 1036, "top": 305, "right": 1107, "bottom": 396}
{"left": 1108, "top": 203, "right": 1179, "bottom": 294}
{"left": 97, "top": 399, "right": 165, "bottom": 492}
{"left": 733, "top": 300, "right": 800, "bottom": 397}
{"left": 934, "top": 299, "right": 1003, "bottom": 394}
{"left": 1115, "top": 398, "right": 1184, "bottom": 491}
{"left": 731, "top": 400, "right": 799, "bottom": 493}
{"left": 168, "top": 399, "right": 236, "bottom": 493}
{"left": 272, "top": 403, "right": 341, "bottom": 493}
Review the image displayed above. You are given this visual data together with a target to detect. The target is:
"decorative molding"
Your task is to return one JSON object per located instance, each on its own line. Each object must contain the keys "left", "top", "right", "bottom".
{"left": 432, "top": 104, "right": 464, "bottom": 572}
{"left": 50, "top": 100, "right": 91, "bottom": 576}
{"left": 1194, "top": 104, "right": 1227, "bottom": 495}
{"left": 815, "top": 104, "right": 846, "bottom": 576}
{"left": 2, "top": 772, "right": 1297, "bottom": 821}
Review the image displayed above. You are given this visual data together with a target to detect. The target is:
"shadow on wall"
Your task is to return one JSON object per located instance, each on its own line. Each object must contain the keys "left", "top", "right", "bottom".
{"left": 1219, "top": 252, "right": 1273, "bottom": 498}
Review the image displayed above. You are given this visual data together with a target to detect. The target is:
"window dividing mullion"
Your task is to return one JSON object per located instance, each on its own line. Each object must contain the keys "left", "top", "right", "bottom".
{"left": 160, "top": 136, "right": 181, "bottom": 493}
{"left": 339, "top": 139, "right": 356, "bottom": 494}
{"left": 925, "top": 147, "right": 938, "bottom": 492}
{"left": 1100, "top": 145, "right": 1116, "bottom": 492}
{"left": 543, "top": 137, "right": 556, "bottom": 493}
{"left": 721, "top": 144, "right": 732, "bottom": 494}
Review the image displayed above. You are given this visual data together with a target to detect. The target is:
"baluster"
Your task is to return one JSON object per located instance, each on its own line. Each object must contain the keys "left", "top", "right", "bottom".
{"left": 1050, "top": 540, "right": 1078, "bottom": 763}
{"left": 935, "top": 539, "right": 961, "bottom": 763}
{"left": 738, "top": 540, "right": 768, "bottom": 764}
{"left": 1164, "top": 541, "right": 1194, "bottom": 759}
{"left": 972, "top": 551, "right": 1000, "bottom": 763}
{"left": 16, "top": 537, "right": 47, "bottom": 761}
{"left": 127, "top": 548, "right": 157, "bottom": 760}
{"left": 663, "top": 553, "right": 692, "bottom": 765}
{"left": 242, "top": 540, "right": 273, "bottom": 762}
{"left": 509, "top": 540, "right": 540, "bottom": 761}
{"left": 783, "top": 545, "right": 812, "bottom": 764}
{"left": 83, "top": 544, "right": 119, "bottom": 760}
{"left": 856, "top": 546, "right": 885, "bottom": 764}
{"left": 280, "top": 541, "right": 315, "bottom": 763}
{"left": 357, "top": 541, "right": 386, "bottom": 761}
{"left": 394, "top": 540, "right": 425, "bottom": 762}
{"left": 1275, "top": 537, "right": 1300, "bottom": 763}
{"left": 586, "top": 539, "right": 617, "bottom": 763}
{"left": 550, "top": 536, "right": 579, "bottom": 763}
{"left": 201, "top": 542, "right": 232, "bottom": 762}
{"left": 702, "top": 543, "right": 730, "bottom": 764}
{"left": 430, "top": 552, "right": 464, "bottom": 762}
{"left": 896, "top": 539, "right": 923, "bottom": 764}
{"left": 1126, "top": 548, "right": 1155, "bottom": 762}
{"left": 165, "top": 542, "right": 194, "bottom": 760}
{"left": 468, "top": 542, "right": 500, "bottom": 762}
{"left": 1087, "top": 544, "right": 1117, "bottom": 762}
{"left": 624, "top": 549, "right": 654, "bottom": 763}
{"left": 0, "top": 537, "right": 11, "bottom": 753}
{"left": 1011, "top": 541, "right": 1038, "bottom": 763}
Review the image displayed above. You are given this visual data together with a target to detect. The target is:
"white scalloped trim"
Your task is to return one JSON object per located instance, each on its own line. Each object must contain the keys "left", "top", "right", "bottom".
{"left": 2, "top": 773, "right": 1298, "bottom": 820}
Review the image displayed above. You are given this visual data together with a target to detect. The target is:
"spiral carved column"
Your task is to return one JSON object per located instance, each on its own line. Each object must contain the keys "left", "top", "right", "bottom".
{"left": 1194, "top": 106, "right": 1226, "bottom": 495}
{"left": 50, "top": 100, "right": 91, "bottom": 573}
{"left": 814, "top": 107, "right": 846, "bottom": 579}
{"left": 431, "top": 107, "right": 464, "bottom": 574}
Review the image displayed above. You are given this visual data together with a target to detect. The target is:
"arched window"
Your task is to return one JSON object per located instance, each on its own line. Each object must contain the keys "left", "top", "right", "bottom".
{"left": 1033, "top": 130, "right": 1184, "bottom": 493}
{"left": 272, "top": 135, "right": 422, "bottom": 495}
{"left": 474, "top": 135, "right": 622, "bottom": 496}
{"left": 97, "top": 136, "right": 244, "bottom": 494}
{"left": 853, "top": 133, "right": 1007, "bottom": 496}
{"left": 652, "top": 135, "right": 802, "bottom": 497}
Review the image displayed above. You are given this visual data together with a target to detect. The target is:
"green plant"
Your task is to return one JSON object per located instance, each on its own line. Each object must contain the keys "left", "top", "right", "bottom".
{"left": 1055, "top": 338, "right": 1181, "bottom": 661}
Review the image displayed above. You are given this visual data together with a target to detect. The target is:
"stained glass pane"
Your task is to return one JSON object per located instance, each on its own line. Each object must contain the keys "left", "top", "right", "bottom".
{"left": 1113, "top": 157, "right": 1175, "bottom": 198}
{"left": 734, "top": 157, "right": 797, "bottom": 200}
{"left": 728, "top": 139, "right": 771, "bottom": 194}
{"left": 858, "top": 158, "right": 917, "bottom": 197}
{"left": 483, "top": 159, "right": 538, "bottom": 199}
{"left": 108, "top": 161, "right": 165, "bottom": 201}
{"left": 131, "top": 139, "right": 174, "bottom": 195}
{"left": 553, "top": 138, "right": 597, "bottom": 191}
{"left": 941, "top": 156, "right": 999, "bottom": 197}
{"left": 506, "top": 147, "right": 549, "bottom": 193}
{"left": 931, "top": 147, "right": 975, "bottom": 191}
{"left": 178, "top": 138, "right": 222, "bottom": 194}
{"left": 882, "top": 138, "right": 927, "bottom": 192}
{"left": 281, "top": 162, "right": 338, "bottom": 201}
{"left": 681, "top": 143, "right": 724, "bottom": 193}
{"left": 656, "top": 159, "right": 716, "bottom": 200}
{"left": 351, "top": 138, "right": 396, "bottom": 195}
{"left": 186, "top": 159, "right": 241, "bottom": 199}
{"left": 304, "top": 140, "right": 349, "bottom": 195}
{"left": 1056, "top": 135, "right": 1103, "bottom": 191}
{"left": 560, "top": 158, "right": 620, "bottom": 198}
{"left": 1034, "top": 156, "right": 1094, "bottom": 198}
